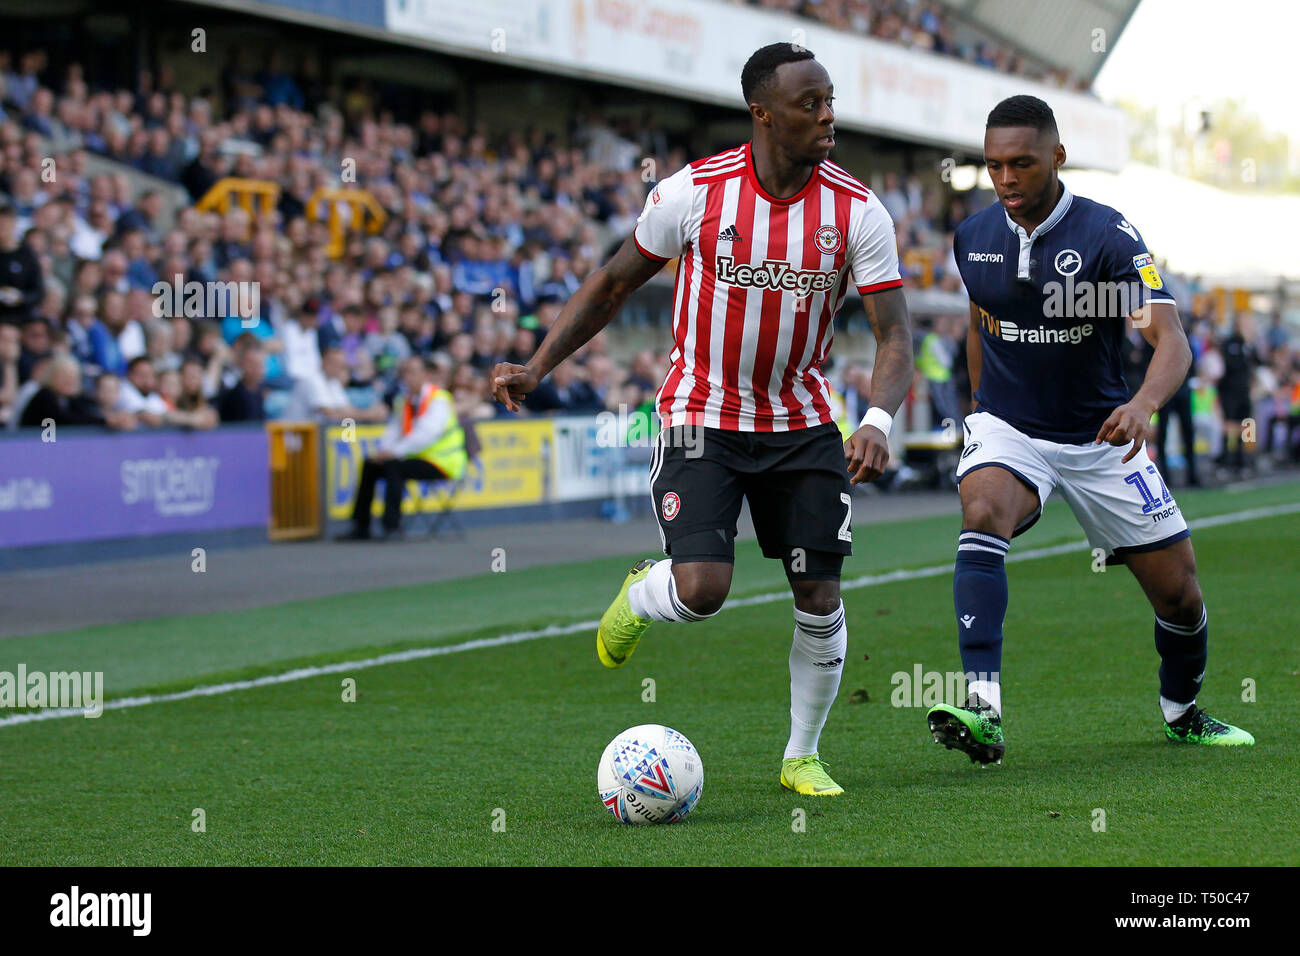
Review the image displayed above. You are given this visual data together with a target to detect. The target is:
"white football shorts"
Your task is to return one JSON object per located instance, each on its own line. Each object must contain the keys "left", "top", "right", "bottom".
{"left": 954, "top": 411, "right": 1190, "bottom": 560}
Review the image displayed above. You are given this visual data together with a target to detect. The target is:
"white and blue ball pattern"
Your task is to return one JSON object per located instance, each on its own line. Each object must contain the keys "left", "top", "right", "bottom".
{"left": 598, "top": 724, "right": 704, "bottom": 825}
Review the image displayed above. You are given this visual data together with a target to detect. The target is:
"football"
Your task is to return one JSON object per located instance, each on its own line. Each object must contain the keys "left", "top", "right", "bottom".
{"left": 597, "top": 724, "right": 704, "bottom": 825}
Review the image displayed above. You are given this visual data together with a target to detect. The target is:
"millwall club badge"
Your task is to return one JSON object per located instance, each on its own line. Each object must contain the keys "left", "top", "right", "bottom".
{"left": 1132, "top": 253, "right": 1164, "bottom": 290}
{"left": 814, "top": 224, "right": 842, "bottom": 255}
{"left": 661, "top": 491, "right": 681, "bottom": 521}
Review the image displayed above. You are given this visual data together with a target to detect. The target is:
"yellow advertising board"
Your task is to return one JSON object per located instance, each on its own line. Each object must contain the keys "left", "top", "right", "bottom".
{"left": 324, "top": 419, "right": 552, "bottom": 519}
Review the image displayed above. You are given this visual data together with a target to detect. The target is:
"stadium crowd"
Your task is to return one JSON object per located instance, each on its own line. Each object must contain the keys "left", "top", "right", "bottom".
{"left": 0, "top": 44, "right": 1295, "bottom": 477}
{"left": 735, "top": 0, "right": 1092, "bottom": 91}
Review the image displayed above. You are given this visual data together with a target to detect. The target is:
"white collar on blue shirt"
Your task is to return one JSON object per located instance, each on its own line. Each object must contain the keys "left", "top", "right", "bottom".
{"left": 1004, "top": 181, "right": 1073, "bottom": 279}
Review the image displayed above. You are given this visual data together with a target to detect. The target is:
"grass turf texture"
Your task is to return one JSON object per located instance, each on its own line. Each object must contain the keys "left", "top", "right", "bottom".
{"left": 0, "top": 480, "right": 1295, "bottom": 865}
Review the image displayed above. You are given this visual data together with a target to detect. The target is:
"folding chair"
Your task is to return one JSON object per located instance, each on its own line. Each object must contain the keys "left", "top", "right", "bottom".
{"left": 427, "top": 419, "right": 482, "bottom": 539}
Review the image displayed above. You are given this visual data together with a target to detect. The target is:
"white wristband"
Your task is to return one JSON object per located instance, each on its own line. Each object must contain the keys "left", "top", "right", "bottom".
{"left": 859, "top": 406, "right": 893, "bottom": 437}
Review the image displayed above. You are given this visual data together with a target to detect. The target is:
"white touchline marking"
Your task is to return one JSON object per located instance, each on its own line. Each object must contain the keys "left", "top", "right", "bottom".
{"left": 3, "top": 501, "right": 1298, "bottom": 729}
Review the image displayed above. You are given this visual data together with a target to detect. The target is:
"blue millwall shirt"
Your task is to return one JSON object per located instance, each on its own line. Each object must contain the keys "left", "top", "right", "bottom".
{"left": 954, "top": 183, "right": 1175, "bottom": 443}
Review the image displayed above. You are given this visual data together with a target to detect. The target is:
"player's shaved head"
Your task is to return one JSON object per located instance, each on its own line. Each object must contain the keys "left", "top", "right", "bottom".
{"left": 741, "top": 42, "right": 816, "bottom": 105}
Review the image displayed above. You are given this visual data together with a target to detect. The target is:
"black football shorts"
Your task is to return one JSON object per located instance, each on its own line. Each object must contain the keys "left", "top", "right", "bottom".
{"left": 648, "top": 421, "right": 853, "bottom": 573}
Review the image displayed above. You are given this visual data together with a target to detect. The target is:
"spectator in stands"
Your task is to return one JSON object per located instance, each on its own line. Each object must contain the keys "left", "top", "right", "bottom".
{"left": 172, "top": 357, "right": 219, "bottom": 429}
{"left": 93, "top": 373, "right": 137, "bottom": 431}
{"left": 337, "top": 356, "right": 467, "bottom": 541}
{"left": 397, "top": 302, "right": 433, "bottom": 354}
{"left": 216, "top": 340, "right": 267, "bottom": 422}
{"left": 115, "top": 189, "right": 163, "bottom": 243}
{"left": 118, "top": 355, "right": 168, "bottom": 426}
{"left": 283, "top": 345, "right": 387, "bottom": 424}
{"left": 471, "top": 323, "right": 503, "bottom": 372}
{"left": 366, "top": 305, "right": 412, "bottom": 379}
{"left": 188, "top": 321, "right": 231, "bottom": 396}
{"left": 98, "top": 248, "right": 131, "bottom": 294}
{"left": 0, "top": 321, "right": 19, "bottom": 424}
{"left": 841, "top": 363, "right": 874, "bottom": 429}
{"left": 877, "top": 171, "right": 912, "bottom": 225}
{"left": 181, "top": 129, "right": 224, "bottom": 202}
{"left": 451, "top": 363, "right": 494, "bottom": 423}
{"left": 17, "top": 316, "right": 52, "bottom": 383}
{"left": 282, "top": 296, "right": 324, "bottom": 382}
{"left": 346, "top": 348, "right": 388, "bottom": 409}
{"left": 4, "top": 49, "right": 43, "bottom": 115}
{"left": 0, "top": 197, "right": 44, "bottom": 325}
{"left": 145, "top": 320, "right": 181, "bottom": 372}
{"left": 148, "top": 364, "right": 216, "bottom": 430}
{"left": 117, "top": 229, "right": 160, "bottom": 290}
{"left": 523, "top": 359, "right": 602, "bottom": 414}
{"left": 584, "top": 354, "right": 618, "bottom": 411}
{"left": 504, "top": 327, "right": 536, "bottom": 368}
{"left": 621, "top": 350, "right": 654, "bottom": 394}
{"left": 336, "top": 303, "right": 369, "bottom": 369}
{"left": 100, "top": 289, "right": 145, "bottom": 366}
{"left": 157, "top": 368, "right": 181, "bottom": 408}
{"left": 19, "top": 354, "right": 103, "bottom": 428}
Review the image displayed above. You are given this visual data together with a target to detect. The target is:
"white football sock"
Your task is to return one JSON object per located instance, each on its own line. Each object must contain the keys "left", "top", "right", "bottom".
{"left": 968, "top": 679, "right": 1002, "bottom": 715}
{"left": 627, "top": 559, "right": 713, "bottom": 623}
{"left": 784, "top": 601, "right": 847, "bottom": 759}
{"left": 1160, "top": 695, "right": 1194, "bottom": 723}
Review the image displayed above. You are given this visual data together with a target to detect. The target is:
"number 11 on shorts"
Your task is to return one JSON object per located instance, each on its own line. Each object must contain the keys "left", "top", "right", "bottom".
{"left": 1124, "top": 465, "right": 1172, "bottom": 515}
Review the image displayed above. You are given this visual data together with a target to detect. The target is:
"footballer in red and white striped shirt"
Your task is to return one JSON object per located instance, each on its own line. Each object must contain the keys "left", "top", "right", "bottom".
{"left": 492, "top": 44, "right": 915, "bottom": 796}
{"left": 633, "top": 140, "right": 902, "bottom": 433}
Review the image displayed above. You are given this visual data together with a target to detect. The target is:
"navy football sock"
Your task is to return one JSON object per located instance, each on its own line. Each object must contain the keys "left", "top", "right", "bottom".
{"left": 1154, "top": 606, "right": 1208, "bottom": 709}
{"left": 954, "top": 530, "right": 1010, "bottom": 704}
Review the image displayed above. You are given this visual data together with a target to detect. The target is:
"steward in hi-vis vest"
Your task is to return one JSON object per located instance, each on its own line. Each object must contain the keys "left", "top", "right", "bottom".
{"left": 338, "top": 357, "right": 467, "bottom": 541}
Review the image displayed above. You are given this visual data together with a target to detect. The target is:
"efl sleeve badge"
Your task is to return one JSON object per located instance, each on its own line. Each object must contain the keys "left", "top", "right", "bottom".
{"left": 1132, "top": 253, "right": 1164, "bottom": 291}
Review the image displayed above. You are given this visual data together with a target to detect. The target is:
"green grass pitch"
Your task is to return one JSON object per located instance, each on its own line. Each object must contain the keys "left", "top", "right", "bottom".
{"left": 1, "top": 480, "right": 1296, "bottom": 865}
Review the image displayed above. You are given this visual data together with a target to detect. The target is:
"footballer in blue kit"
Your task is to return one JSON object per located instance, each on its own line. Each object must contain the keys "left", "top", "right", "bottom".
{"left": 926, "top": 95, "right": 1254, "bottom": 763}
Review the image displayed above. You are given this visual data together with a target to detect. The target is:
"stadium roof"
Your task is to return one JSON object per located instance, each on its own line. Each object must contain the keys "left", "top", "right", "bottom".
{"left": 939, "top": 0, "right": 1142, "bottom": 83}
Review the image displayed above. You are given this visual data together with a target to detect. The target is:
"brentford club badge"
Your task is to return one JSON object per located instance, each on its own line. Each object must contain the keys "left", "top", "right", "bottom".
{"left": 661, "top": 491, "right": 681, "bottom": 521}
{"left": 814, "top": 224, "right": 842, "bottom": 255}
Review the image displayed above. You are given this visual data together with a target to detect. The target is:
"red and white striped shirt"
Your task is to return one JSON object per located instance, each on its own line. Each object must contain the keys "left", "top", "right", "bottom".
{"left": 633, "top": 141, "right": 901, "bottom": 433}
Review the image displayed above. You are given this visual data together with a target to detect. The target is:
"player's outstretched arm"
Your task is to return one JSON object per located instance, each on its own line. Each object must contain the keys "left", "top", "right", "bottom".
{"left": 1095, "top": 301, "right": 1191, "bottom": 462}
{"left": 844, "top": 286, "right": 914, "bottom": 484}
{"left": 491, "top": 236, "right": 665, "bottom": 411}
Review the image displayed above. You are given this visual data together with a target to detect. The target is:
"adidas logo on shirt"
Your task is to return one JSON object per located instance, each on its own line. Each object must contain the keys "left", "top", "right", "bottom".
{"left": 717, "top": 224, "right": 744, "bottom": 243}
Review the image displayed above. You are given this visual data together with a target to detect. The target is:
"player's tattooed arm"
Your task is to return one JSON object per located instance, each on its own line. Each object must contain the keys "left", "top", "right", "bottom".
{"left": 860, "top": 287, "right": 915, "bottom": 416}
{"left": 966, "top": 301, "right": 982, "bottom": 407}
{"left": 1095, "top": 301, "right": 1191, "bottom": 462}
{"left": 845, "top": 287, "right": 914, "bottom": 484}
{"left": 492, "top": 235, "right": 665, "bottom": 411}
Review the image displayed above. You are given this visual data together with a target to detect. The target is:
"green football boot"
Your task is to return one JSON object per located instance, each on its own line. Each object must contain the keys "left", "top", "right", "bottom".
{"left": 927, "top": 694, "right": 1005, "bottom": 766}
{"left": 596, "top": 559, "right": 656, "bottom": 669}
{"left": 1164, "top": 706, "right": 1255, "bottom": 746}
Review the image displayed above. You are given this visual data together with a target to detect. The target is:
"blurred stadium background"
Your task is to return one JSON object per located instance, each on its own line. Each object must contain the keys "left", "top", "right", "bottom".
{"left": 0, "top": 0, "right": 1297, "bottom": 869}
{"left": 1, "top": 0, "right": 1296, "bottom": 580}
